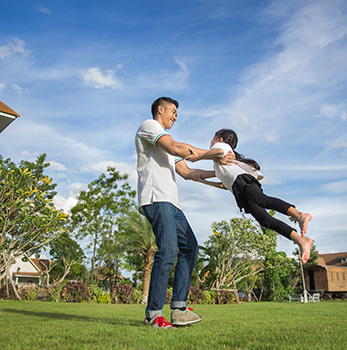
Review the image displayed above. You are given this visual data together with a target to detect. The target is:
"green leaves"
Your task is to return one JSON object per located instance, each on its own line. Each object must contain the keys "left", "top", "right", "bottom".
{"left": 0, "top": 154, "right": 68, "bottom": 283}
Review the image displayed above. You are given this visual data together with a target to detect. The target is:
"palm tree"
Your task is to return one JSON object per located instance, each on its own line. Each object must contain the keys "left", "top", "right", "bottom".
{"left": 118, "top": 209, "right": 157, "bottom": 303}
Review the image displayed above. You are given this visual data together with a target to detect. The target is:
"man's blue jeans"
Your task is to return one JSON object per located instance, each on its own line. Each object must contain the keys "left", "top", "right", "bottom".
{"left": 142, "top": 202, "right": 199, "bottom": 319}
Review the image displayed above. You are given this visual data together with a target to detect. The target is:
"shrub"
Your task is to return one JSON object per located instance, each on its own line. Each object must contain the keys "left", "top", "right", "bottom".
{"left": 188, "top": 286, "right": 206, "bottom": 304}
{"left": 98, "top": 292, "right": 111, "bottom": 304}
{"left": 165, "top": 288, "right": 172, "bottom": 304}
{"left": 61, "top": 281, "right": 91, "bottom": 303}
{"left": 19, "top": 285, "right": 38, "bottom": 301}
{"left": 0, "top": 283, "right": 18, "bottom": 300}
{"left": 49, "top": 284, "right": 64, "bottom": 302}
{"left": 216, "top": 290, "right": 234, "bottom": 304}
{"left": 111, "top": 284, "right": 135, "bottom": 304}
{"left": 204, "top": 290, "right": 217, "bottom": 304}
{"left": 134, "top": 288, "right": 143, "bottom": 304}
{"left": 88, "top": 284, "right": 104, "bottom": 303}
{"left": 36, "top": 287, "right": 50, "bottom": 301}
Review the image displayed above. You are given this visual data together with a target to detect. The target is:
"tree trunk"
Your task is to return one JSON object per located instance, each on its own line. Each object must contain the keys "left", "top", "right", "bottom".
{"left": 2, "top": 253, "right": 20, "bottom": 300}
{"left": 91, "top": 230, "right": 98, "bottom": 285}
{"left": 142, "top": 252, "right": 153, "bottom": 304}
{"left": 233, "top": 281, "right": 240, "bottom": 304}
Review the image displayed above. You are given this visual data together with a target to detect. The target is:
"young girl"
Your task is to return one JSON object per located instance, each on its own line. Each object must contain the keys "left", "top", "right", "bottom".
{"left": 187, "top": 128, "right": 313, "bottom": 264}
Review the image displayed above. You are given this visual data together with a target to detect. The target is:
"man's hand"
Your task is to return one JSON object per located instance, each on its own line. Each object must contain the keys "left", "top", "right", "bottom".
{"left": 185, "top": 149, "right": 200, "bottom": 162}
{"left": 216, "top": 151, "right": 236, "bottom": 165}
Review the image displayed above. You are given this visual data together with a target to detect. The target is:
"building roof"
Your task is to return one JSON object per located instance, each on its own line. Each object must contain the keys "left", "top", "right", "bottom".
{"left": 0, "top": 101, "right": 20, "bottom": 117}
{"left": 0, "top": 100, "right": 20, "bottom": 133}
{"left": 30, "top": 258, "right": 50, "bottom": 272}
{"left": 317, "top": 252, "right": 347, "bottom": 266}
{"left": 13, "top": 272, "right": 41, "bottom": 277}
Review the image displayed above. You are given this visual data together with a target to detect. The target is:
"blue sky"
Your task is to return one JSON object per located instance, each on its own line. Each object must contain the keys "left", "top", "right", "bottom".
{"left": 1, "top": 0, "right": 347, "bottom": 260}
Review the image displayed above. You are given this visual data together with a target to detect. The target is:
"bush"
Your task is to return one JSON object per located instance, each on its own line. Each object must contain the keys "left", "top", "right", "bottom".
{"left": 0, "top": 283, "right": 18, "bottom": 300}
{"left": 88, "top": 284, "right": 104, "bottom": 303}
{"left": 49, "top": 284, "right": 64, "bottom": 302}
{"left": 216, "top": 290, "right": 234, "bottom": 304}
{"left": 98, "top": 292, "right": 111, "bottom": 304}
{"left": 188, "top": 286, "right": 206, "bottom": 304}
{"left": 134, "top": 288, "right": 143, "bottom": 304}
{"left": 111, "top": 284, "right": 135, "bottom": 304}
{"left": 18, "top": 284, "right": 38, "bottom": 301}
{"left": 36, "top": 287, "right": 50, "bottom": 301}
{"left": 165, "top": 288, "right": 172, "bottom": 304}
{"left": 204, "top": 290, "right": 217, "bottom": 304}
{"left": 61, "top": 281, "right": 91, "bottom": 303}
{"left": 19, "top": 285, "right": 38, "bottom": 301}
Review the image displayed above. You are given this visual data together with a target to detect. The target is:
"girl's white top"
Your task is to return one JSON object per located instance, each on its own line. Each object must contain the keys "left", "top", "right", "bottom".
{"left": 212, "top": 142, "right": 264, "bottom": 192}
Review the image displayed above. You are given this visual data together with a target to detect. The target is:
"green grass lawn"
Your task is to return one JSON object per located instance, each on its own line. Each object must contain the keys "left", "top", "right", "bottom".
{"left": 0, "top": 300, "right": 346, "bottom": 350}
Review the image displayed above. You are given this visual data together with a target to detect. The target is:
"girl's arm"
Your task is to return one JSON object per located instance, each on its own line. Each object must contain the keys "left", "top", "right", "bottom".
{"left": 185, "top": 148, "right": 224, "bottom": 162}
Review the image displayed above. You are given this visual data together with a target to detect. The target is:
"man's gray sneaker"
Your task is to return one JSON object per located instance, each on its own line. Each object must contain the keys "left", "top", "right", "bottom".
{"left": 144, "top": 314, "right": 175, "bottom": 329}
{"left": 170, "top": 307, "right": 202, "bottom": 326}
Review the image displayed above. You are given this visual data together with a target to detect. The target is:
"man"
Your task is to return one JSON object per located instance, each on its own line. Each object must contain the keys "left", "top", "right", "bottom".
{"left": 135, "top": 97, "right": 232, "bottom": 329}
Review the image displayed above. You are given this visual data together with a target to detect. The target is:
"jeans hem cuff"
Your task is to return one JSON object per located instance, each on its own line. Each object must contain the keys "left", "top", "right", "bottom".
{"left": 170, "top": 301, "right": 187, "bottom": 309}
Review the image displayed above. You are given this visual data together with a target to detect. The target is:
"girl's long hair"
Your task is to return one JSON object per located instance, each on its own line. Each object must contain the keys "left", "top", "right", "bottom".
{"left": 214, "top": 129, "right": 260, "bottom": 170}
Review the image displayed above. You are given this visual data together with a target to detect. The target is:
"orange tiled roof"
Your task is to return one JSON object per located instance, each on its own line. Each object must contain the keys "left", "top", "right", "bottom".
{"left": 0, "top": 101, "right": 20, "bottom": 118}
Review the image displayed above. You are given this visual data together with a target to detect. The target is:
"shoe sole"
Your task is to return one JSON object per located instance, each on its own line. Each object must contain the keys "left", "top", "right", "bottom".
{"left": 171, "top": 318, "right": 202, "bottom": 326}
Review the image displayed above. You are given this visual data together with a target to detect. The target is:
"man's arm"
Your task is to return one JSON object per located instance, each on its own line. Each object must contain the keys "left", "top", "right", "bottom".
{"left": 175, "top": 161, "right": 227, "bottom": 190}
{"left": 157, "top": 134, "right": 226, "bottom": 161}
{"left": 175, "top": 159, "right": 215, "bottom": 180}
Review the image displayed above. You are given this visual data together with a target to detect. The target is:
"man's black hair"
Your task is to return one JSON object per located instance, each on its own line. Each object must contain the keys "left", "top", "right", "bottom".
{"left": 151, "top": 97, "right": 179, "bottom": 118}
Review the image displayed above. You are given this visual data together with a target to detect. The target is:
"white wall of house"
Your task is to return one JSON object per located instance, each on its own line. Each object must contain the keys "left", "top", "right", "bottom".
{"left": 9, "top": 256, "right": 42, "bottom": 286}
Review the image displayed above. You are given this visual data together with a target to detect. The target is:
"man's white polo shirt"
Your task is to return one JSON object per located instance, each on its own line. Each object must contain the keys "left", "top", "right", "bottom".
{"left": 135, "top": 119, "right": 180, "bottom": 213}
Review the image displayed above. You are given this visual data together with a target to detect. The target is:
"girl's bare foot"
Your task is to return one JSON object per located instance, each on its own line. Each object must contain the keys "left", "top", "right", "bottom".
{"left": 300, "top": 237, "right": 313, "bottom": 264}
{"left": 297, "top": 213, "right": 312, "bottom": 237}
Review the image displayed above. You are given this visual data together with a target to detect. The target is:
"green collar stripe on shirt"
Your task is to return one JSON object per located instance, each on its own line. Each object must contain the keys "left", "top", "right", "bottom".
{"left": 154, "top": 132, "right": 167, "bottom": 144}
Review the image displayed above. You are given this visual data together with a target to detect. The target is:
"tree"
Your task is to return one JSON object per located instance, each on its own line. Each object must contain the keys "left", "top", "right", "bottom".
{"left": 0, "top": 154, "right": 68, "bottom": 298}
{"left": 69, "top": 167, "right": 136, "bottom": 284}
{"left": 118, "top": 209, "right": 157, "bottom": 303}
{"left": 201, "top": 216, "right": 275, "bottom": 304}
{"left": 49, "top": 230, "right": 86, "bottom": 281}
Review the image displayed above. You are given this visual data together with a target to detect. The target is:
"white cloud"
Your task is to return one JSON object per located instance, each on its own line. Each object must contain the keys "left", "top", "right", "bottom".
{"left": 49, "top": 160, "right": 68, "bottom": 171}
{"left": 81, "top": 160, "right": 137, "bottom": 186}
{"left": 11, "top": 84, "right": 23, "bottom": 94}
{"left": 319, "top": 179, "right": 347, "bottom": 194}
{"left": 0, "top": 38, "right": 31, "bottom": 59}
{"left": 53, "top": 194, "right": 77, "bottom": 213}
{"left": 321, "top": 104, "right": 347, "bottom": 121}
{"left": 35, "top": 5, "right": 51, "bottom": 15}
{"left": 69, "top": 182, "right": 88, "bottom": 196}
{"left": 80, "top": 67, "right": 123, "bottom": 89}
{"left": 137, "top": 57, "right": 190, "bottom": 90}
{"left": 0, "top": 82, "right": 5, "bottom": 91}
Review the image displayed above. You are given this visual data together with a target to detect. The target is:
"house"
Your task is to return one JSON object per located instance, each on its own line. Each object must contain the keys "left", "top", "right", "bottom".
{"left": 9, "top": 255, "right": 50, "bottom": 287}
{"left": 303, "top": 252, "right": 347, "bottom": 296}
{"left": 0, "top": 100, "right": 20, "bottom": 133}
